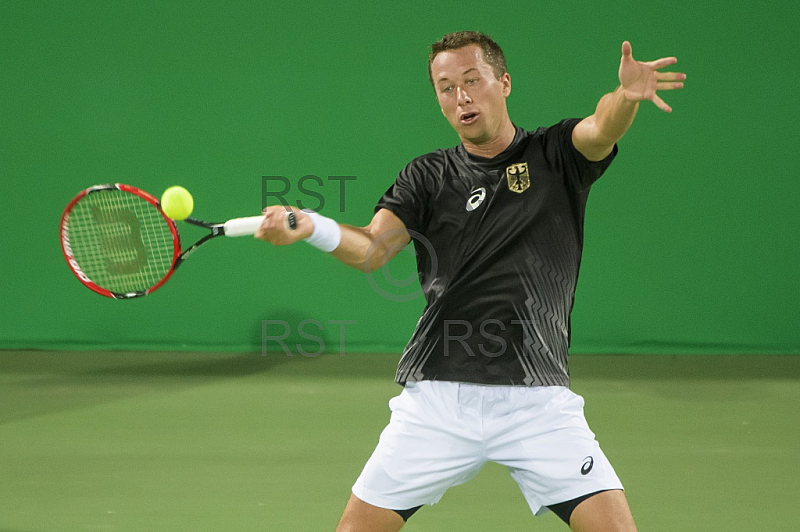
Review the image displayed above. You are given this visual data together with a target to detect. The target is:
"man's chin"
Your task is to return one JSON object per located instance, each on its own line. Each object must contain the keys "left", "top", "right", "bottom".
{"left": 452, "top": 121, "right": 483, "bottom": 138}
{"left": 459, "top": 130, "right": 490, "bottom": 145}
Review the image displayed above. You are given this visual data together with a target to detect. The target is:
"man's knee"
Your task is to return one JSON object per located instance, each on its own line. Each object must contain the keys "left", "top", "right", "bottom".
{"left": 336, "top": 493, "right": 407, "bottom": 532}
{"left": 562, "top": 489, "right": 637, "bottom": 532}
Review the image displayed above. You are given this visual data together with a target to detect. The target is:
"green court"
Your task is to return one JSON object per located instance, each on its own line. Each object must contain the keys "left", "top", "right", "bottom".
{"left": 2, "top": 351, "right": 798, "bottom": 531}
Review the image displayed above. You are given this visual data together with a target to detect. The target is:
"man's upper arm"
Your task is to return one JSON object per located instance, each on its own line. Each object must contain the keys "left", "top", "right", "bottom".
{"left": 571, "top": 115, "right": 615, "bottom": 162}
{"left": 367, "top": 208, "right": 411, "bottom": 253}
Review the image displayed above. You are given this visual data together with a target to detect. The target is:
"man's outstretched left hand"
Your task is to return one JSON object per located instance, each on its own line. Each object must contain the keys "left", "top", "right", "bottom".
{"left": 619, "top": 41, "right": 686, "bottom": 112}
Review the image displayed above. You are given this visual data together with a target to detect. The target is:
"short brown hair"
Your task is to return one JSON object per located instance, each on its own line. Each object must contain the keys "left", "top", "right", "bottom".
{"left": 428, "top": 31, "right": 508, "bottom": 86}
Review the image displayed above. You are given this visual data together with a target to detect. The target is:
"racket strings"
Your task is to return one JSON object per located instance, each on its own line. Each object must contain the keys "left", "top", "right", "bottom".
{"left": 67, "top": 189, "right": 175, "bottom": 294}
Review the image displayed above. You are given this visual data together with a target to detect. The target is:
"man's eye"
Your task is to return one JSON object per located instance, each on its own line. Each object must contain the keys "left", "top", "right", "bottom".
{"left": 466, "top": 78, "right": 477, "bottom": 84}
{"left": 442, "top": 86, "right": 453, "bottom": 93}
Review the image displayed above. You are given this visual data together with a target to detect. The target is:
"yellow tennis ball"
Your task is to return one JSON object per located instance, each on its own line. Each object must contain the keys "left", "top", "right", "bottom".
{"left": 160, "top": 186, "right": 194, "bottom": 220}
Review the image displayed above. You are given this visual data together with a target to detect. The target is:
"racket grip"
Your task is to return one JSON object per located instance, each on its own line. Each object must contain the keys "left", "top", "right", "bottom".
{"left": 223, "top": 216, "right": 265, "bottom": 237}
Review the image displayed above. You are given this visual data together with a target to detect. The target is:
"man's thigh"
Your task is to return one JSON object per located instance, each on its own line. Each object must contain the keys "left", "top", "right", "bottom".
{"left": 569, "top": 490, "right": 637, "bottom": 532}
{"left": 352, "top": 381, "right": 486, "bottom": 510}
{"left": 484, "top": 387, "right": 625, "bottom": 516}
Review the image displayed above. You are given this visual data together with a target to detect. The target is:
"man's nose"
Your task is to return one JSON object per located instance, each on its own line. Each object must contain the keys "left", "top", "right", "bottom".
{"left": 457, "top": 86, "right": 473, "bottom": 105}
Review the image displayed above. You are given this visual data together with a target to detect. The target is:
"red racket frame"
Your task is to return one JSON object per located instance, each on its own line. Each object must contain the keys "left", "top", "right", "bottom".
{"left": 60, "top": 183, "right": 181, "bottom": 299}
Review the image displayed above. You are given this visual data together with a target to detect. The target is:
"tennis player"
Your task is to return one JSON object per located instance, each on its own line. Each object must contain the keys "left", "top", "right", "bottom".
{"left": 256, "top": 31, "right": 685, "bottom": 531}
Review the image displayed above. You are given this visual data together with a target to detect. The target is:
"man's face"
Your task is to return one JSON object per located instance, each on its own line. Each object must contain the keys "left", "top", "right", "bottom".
{"left": 430, "top": 45, "right": 511, "bottom": 145}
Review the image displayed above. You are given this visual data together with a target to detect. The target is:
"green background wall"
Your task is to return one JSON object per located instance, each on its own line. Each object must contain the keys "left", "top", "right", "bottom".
{"left": 1, "top": 1, "right": 797, "bottom": 355}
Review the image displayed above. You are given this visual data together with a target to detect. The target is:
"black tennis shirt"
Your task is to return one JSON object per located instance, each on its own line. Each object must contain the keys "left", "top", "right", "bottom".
{"left": 376, "top": 119, "right": 617, "bottom": 386}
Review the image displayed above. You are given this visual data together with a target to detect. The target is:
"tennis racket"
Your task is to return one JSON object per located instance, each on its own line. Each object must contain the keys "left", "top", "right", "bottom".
{"left": 60, "top": 183, "right": 296, "bottom": 299}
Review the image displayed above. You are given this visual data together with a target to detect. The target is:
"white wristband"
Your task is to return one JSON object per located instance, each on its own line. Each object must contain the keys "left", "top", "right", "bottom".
{"left": 302, "top": 210, "right": 342, "bottom": 252}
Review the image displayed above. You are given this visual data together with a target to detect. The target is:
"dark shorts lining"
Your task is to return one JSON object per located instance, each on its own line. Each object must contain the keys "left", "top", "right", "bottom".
{"left": 392, "top": 505, "right": 423, "bottom": 521}
{"left": 547, "top": 490, "right": 610, "bottom": 524}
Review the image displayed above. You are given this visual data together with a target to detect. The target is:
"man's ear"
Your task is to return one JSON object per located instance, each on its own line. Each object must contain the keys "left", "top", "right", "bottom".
{"left": 502, "top": 73, "right": 511, "bottom": 97}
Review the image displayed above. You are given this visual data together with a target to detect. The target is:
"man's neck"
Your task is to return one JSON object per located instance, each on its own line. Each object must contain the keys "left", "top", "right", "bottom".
{"left": 461, "top": 120, "right": 517, "bottom": 159}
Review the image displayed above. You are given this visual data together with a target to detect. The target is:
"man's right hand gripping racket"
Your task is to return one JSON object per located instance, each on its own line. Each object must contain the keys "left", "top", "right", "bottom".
{"left": 60, "top": 183, "right": 296, "bottom": 299}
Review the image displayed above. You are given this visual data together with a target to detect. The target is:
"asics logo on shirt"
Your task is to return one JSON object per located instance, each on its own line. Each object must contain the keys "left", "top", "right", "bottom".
{"left": 466, "top": 187, "right": 486, "bottom": 212}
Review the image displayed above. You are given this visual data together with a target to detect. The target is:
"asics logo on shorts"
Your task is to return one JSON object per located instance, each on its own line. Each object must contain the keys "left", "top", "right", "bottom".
{"left": 581, "top": 456, "right": 594, "bottom": 475}
{"left": 466, "top": 187, "right": 486, "bottom": 211}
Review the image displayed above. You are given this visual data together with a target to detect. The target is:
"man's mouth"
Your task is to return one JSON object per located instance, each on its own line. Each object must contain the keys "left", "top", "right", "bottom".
{"left": 459, "top": 112, "right": 479, "bottom": 125}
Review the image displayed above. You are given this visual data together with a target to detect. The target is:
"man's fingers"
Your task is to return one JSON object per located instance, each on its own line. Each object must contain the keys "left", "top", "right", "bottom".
{"left": 652, "top": 94, "right": 672, "bottom": 113}
{"left": 656, "top": 71, "right": 687, "bottom": 82}
{"left": 618, "top": 43, "right": 683, "bottom": 111}
{"left": 646, "top": 56, "right": 678, "bottom": 70}
{"left": 656, "top": 81, "right": 685, "bottom": 91}
{"left": 256, "top": 207, "right": 287, "bottom": 236}
{"left": 621, "top": 40, "right": 633, "bottom": 58}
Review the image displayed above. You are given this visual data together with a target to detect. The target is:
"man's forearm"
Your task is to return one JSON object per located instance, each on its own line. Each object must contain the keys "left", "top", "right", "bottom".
{"left": 331, "top": 224, "right": 410, "bottom": 273}
{"left": 331, "top": 225, "right": 380, "bottom": 272}
{"left": 593, "top": 85, "right": 640, "bottom": 146}
{"left": 573, "top": 86, "right": 641, "bottom": 161}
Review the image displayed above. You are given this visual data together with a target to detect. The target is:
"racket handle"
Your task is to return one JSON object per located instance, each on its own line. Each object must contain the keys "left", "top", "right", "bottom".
{"left": 223, "top": 216, "right": 264, "bottom": 237}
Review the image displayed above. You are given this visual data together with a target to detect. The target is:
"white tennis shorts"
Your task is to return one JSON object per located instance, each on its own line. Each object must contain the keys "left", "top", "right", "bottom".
{"left": 352, "top": 381, "right": 623, "bottom": 516}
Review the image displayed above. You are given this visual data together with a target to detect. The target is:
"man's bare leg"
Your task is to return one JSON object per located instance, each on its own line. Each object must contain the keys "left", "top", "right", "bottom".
{"left": 336, "top": 493, "right": 406, "bottom": 532}
{"left": 569, "top": 490, "right": 637, "bottom": 532}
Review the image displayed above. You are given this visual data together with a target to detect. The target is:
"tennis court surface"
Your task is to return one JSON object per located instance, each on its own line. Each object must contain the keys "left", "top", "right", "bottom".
{"left": 1, "top": 351, "right": 798, "bottom": 531}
